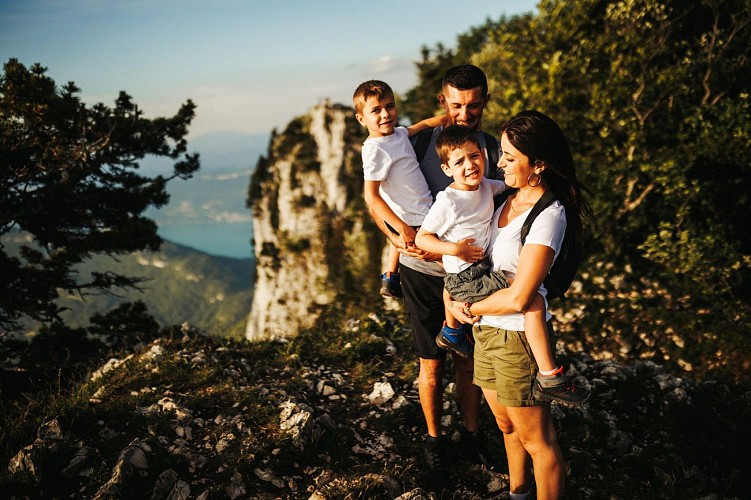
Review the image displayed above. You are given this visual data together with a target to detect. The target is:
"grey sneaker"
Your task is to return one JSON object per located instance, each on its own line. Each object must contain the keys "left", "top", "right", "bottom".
{"left": 533, "top": 366, "right": 590, "bottom": 405}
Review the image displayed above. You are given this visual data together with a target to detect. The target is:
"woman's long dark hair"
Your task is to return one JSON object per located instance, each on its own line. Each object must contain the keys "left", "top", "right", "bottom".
{"left": 501, "top": 110, "right": 592, "bottom": 242}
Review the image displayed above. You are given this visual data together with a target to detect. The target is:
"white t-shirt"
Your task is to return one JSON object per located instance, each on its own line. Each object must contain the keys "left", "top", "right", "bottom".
{"left": 362, "top": 127, "right": 432, "bottom": 226}
{"left": 420, "top": 178, "right": 506, "bottom": 273}
{"left": 479, "top": 199, "right": 567, "bottom": 331}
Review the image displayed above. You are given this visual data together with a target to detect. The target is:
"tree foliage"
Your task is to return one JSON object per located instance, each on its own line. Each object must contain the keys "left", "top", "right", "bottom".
{"left": 480, "top": 0, "right": 750, "bottom": 302}
{"left": 0, "top": 59, "right": 200, "bottom": 331}
{"left": 400, "top": 17, "right": 506, "bottom": 122}
{"left": 406, "top": 0, "right": 751, "bottom": 372}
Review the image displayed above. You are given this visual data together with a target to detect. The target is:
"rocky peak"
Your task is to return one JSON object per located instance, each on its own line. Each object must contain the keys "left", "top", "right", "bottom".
{"left": 245, "top": 101, "right": 381, "bottom": 340}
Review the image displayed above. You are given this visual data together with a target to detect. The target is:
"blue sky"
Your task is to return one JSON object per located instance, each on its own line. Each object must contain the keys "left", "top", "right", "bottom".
{"left": 1, "top": 0, "right": 538, "bottom": 140}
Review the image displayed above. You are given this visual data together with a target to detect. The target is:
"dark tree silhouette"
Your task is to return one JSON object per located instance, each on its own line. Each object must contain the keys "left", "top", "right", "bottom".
{"left": 0, "top": 59, "right": 200, "bottom": 331}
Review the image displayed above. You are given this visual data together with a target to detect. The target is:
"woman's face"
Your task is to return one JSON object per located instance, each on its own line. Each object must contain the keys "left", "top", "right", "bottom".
{"left": 499, "top": 132, "right": 534, "bottom": 188}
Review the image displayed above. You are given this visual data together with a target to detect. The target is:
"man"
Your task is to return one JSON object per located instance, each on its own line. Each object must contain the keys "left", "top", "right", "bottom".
{"left": 366, "top": 64, "right": 501, "bottom": 488}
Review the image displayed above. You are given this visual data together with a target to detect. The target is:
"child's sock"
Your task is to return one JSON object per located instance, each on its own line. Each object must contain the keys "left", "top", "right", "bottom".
{"left": 441, "top": 324, "right": 466, "bottom": 341}
{"left": 539, "top": 366, "right": 560, "bottom": 376}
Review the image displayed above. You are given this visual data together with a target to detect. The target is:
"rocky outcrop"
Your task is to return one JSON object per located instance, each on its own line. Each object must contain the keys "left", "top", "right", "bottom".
{"left": 245, "top": 101, "right": 382, "bottom": 340}
{"left": 4, "top": 314, "right": 750, "bottom": 498}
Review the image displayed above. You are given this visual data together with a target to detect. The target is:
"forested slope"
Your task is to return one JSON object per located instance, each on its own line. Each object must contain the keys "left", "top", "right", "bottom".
{"left": 403, "top": 0, "right": 751, "bottom": 382}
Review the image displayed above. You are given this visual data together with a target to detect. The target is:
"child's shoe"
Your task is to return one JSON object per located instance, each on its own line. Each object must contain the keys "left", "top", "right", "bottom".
{"left": 435, "top": 323, "right": 473, "bottom": 358}
{"left": 533, "top": 366, "right": 590, "bottom": 405}
{"left": 379, "top": 272, "right": 402, "bottom": 298}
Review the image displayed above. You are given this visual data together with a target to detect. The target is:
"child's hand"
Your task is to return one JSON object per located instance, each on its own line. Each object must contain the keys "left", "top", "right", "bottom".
{"left": 455, "top": 238, "right": 484, "bottom": 263}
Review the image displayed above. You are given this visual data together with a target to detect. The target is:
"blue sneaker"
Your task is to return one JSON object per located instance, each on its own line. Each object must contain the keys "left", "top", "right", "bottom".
{"left": 435, "top": 323, "right": 473, "bottom": 358}
{"left": 379, "top": 272, "right": 402, "bottom": 298}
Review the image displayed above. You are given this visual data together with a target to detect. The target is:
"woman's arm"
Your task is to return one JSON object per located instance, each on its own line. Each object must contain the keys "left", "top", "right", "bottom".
{"left": 453, "top": 243, "right": 554, "bottom": 319}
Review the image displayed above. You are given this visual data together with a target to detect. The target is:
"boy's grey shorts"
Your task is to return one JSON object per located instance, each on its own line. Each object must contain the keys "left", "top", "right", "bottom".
{"left": 444, "top": 258, "right": 509, "bottom": 303}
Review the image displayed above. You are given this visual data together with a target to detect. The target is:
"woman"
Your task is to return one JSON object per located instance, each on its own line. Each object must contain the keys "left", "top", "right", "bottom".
{"left": 449, "top": 110, "right": 591, "bottom": 499}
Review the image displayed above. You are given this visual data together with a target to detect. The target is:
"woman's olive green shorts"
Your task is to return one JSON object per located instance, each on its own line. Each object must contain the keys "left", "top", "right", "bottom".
{"left": 472, "top": 322, "right": 556, "bottom": 407}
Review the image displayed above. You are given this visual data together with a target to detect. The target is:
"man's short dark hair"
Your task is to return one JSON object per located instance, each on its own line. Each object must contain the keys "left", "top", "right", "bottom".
{"left": 442, "top": 65, "right": 488, "bottom": 95}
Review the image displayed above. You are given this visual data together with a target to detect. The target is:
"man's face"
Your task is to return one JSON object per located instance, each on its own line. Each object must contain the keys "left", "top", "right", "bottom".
{"left": 439, "top": 85, "right": 489, "bottom": 130}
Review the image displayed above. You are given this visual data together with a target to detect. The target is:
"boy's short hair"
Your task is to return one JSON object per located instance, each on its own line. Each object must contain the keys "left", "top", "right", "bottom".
{"left": 353, "top": 80, "right": 394, "bottom": 114}
{"left": 435, "top": 125, "right": 481, "bottom": 164}
{"left": 441, "top": 64, "right": 488, "bottom": 95}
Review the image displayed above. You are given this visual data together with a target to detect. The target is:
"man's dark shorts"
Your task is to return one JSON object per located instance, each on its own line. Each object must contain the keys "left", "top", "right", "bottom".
{"left": 399, "top": 264, "right": 446, "bottom": 359}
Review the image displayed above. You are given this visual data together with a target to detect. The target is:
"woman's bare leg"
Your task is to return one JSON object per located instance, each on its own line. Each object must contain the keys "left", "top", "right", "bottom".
{"left": 481, "top": 387, "right": 532, "bottom": 495}
{"left": 505, "top": 404, "right": 565, "bottom": 500}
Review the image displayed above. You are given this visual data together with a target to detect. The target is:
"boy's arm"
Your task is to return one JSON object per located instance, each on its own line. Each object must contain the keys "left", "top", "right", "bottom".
{"left": 363, "top": 180, "right": 416, "bottom": 247}
{"left": 406, "top": 114, "right": 447, "bottom": 137}
{"left": 415, "top": 228, "right": 485, "bottom": 263}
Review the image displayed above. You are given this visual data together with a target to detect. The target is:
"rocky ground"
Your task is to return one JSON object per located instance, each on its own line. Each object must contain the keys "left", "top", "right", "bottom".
{"left": 2, "top": 311, "right": 750, "bottom": 499}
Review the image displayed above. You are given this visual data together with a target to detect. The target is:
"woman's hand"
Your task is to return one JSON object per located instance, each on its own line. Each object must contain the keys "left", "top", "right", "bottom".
{"left": 448, "top": 300, "right": 479, "bottom": 324}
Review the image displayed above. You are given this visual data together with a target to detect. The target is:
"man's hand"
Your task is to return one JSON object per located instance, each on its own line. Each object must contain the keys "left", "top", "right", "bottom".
{"left": 397, "top": 225, "right": 417, "bottom": 248}
{"left": 389, "top": 233, "right": 441, "bottom": 261}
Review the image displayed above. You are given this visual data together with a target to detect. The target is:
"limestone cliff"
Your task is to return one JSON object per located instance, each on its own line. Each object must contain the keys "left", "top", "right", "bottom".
{"left": 245, "top": 101, "right": 382, "bottom": 340}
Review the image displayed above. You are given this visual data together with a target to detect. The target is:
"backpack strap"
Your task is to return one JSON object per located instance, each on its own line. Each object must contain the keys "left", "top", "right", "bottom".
{"left": 520, "top": 190, "right": 557, "bottom": 244}
{"left": 412, "top": 128, "right": 434, "bottom": 163}
{"left": 519, "top": 190, "right": 565, "bottom": 299}
{"left": 491, "top": 189, "right": 568, "bottom": 299}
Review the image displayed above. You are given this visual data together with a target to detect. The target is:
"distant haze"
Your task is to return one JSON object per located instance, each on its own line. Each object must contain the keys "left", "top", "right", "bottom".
{"left": 146, "top": 131, "right": 269, "bottom": 259}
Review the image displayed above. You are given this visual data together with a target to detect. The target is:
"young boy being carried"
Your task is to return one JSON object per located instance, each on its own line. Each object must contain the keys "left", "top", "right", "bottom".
{"left": 415, "top": 125, "right": 588, "bottom": 405}
{"left": 353, "top": 80, "right": 445, "bottom": 298}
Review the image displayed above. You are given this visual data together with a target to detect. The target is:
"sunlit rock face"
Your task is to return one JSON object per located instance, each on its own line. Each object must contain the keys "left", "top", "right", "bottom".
{"left": 245, "top": 101, "right": 381, "bottom": 340}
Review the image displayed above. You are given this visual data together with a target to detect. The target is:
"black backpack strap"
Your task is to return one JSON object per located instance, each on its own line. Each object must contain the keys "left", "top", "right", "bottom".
{"left": 520, "top": 190, "right": 557, "bottom": 244}
{"left": 412, "top": 128, "right": 434, "bottom": 163}
{"left": 520, "top": 190, "right": 564, "bottom": 299}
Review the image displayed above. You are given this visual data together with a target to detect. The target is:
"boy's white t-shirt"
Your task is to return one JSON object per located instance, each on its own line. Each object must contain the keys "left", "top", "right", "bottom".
{"left": 479, "top": 199, "right": 567, "bottom": 331}
{"left": 420, "top": 178, "right": 506, "bottom": 273}
{"left": 361, "top": 127, "right": 432, "bottom": 226}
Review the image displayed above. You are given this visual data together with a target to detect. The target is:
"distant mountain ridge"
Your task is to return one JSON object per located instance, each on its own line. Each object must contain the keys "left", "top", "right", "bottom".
{"left": 2, "top": 231, "right": 254, "bottom": 338}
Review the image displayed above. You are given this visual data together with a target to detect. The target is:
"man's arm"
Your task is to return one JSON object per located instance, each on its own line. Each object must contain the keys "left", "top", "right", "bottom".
{"left": 364, "top": 191, "right": 441, "bottom": 261}
{"left": 406, "top": 114, "right": 447, "bottom": 137}
{"left": 415, "top": 229, "right": 484, "bottom": 263}
{"left": 363, "top": 180, "right": 416, "bottom": 247}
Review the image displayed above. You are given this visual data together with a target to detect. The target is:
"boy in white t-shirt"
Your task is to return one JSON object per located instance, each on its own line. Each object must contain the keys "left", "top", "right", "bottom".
{"left": 353, "top": 80, "right": 445, "bottom": 298}
{"left": 416, "top": 126, "right": 565, "bottom": 404}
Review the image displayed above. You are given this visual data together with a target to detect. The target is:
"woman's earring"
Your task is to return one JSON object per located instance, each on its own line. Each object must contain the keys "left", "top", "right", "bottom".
{"left": 527, "top": 172, "right": 542, "bottom": 187}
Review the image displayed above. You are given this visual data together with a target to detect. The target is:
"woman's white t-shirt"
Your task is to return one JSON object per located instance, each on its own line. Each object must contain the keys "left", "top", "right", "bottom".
{"left": 361, "top": 127, "right": 433, "bottom": 226}
{"left": 420, "top": 178, "right": 506, "bottom": 273}
{"left": 479, "top": 198, "right": 567, "bottom": 331}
